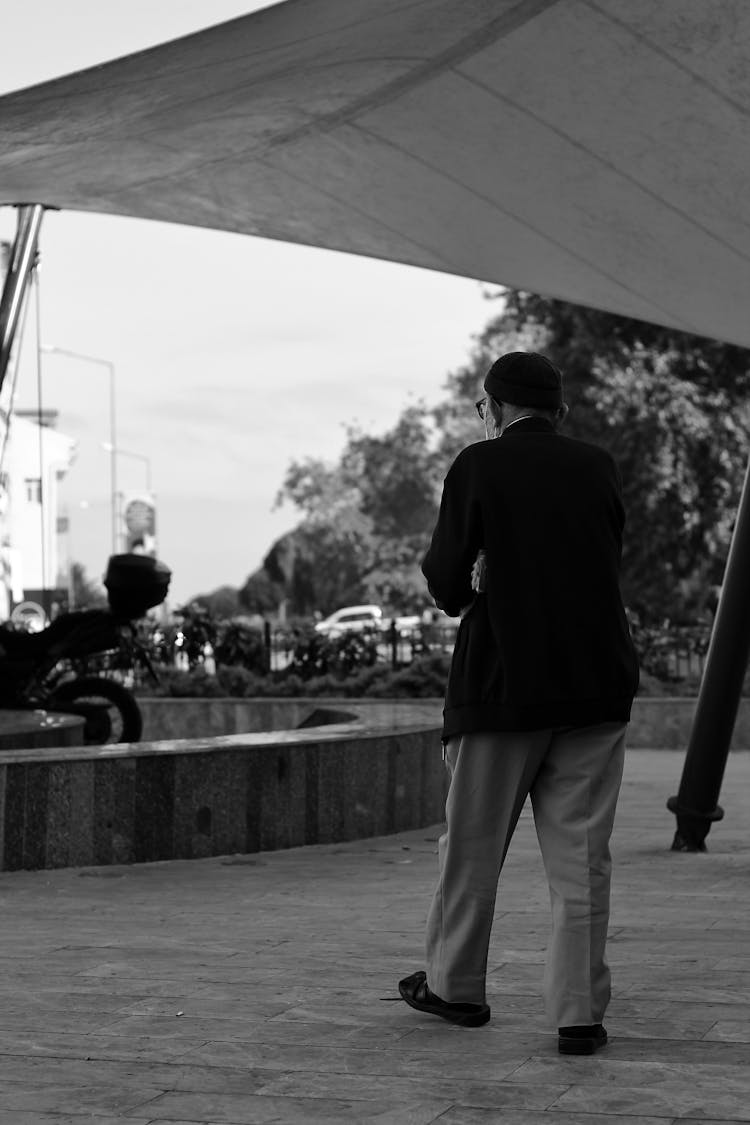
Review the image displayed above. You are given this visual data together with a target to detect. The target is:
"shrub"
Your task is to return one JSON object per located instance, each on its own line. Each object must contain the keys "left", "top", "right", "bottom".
{"left": 215, "top": 665, "right": 260, "bottom": 696}
{"left": 138, "top": 652, "right": 450, "bottom": 699}
{"left": 285, "top": 625, "right": 381, "bottom": 679}
{"left": 214, "top": 621, "right": 267, "bottom": 672}
{"left": 173, "top": 603, "right": 219, "bottom": 665}
{"left": 628, "top": 616, "right": 710, "bottom": 683}
{"left": 368, "top": 652, "right": 452, "bottom": 697}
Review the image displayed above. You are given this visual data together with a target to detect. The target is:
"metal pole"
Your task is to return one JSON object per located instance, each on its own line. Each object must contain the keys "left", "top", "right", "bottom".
{"left": 34, "top": 270, "right": 48, "bottom": 608}
{"left": 389, "top": 619, "right": 398, "bottom": 670}
{"left": 667, "top": 449, "right": 750, "bottom": 851}
{"left": 263, "top": 619, "right": 272, "bottom": 673}
{"left": 0, "top": 205, "right": 44, "bottom": 391}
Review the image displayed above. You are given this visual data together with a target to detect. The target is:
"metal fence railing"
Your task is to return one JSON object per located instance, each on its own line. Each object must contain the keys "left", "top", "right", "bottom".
{"left": 80, "top": 616, "right": 713, "bottom": 688}
{"left": 265, "top": 622, "right": 459, "bottom": 674}
{"left": 82, "top": 619, "right": 460, "bottom": 688}
{"left": 630, "top": 623, "right": 710, "bottom": 683}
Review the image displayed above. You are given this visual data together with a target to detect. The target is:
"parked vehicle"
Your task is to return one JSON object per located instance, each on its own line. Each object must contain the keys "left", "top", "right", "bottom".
{"left": 314, "top": 605, "right": 383, "bottom": 637}
{"left": 392, "top": 613, "right": 421, "bottom": 637}
{"left": 0, "top": 553, "right": 171, "bottom": 745}
{"left": 314, "top": 604, "right": 421, "bottom": 639}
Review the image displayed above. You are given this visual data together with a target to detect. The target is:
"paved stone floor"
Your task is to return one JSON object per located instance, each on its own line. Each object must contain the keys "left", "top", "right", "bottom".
{"left": 0, "top": 749, "right": 749, "bottom": 1125}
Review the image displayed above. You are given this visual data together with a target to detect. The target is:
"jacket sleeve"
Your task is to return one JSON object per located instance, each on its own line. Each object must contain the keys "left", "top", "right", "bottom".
{"left": 421, "top": 454, "right": 482, "bottom": 617}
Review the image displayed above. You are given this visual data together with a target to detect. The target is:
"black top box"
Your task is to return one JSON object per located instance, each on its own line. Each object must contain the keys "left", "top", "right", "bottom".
{"left": 104, "top": 554, "right": 171, "bottom": 619}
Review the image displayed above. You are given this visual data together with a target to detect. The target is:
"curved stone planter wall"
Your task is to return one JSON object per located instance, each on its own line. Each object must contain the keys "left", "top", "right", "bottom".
{"left": 0, "top": 710, "right": 85, "bottom": 750}
{"left": 2, "top": 695, "right": 748, "bottom": 873}
{"left": 135, "top": 695, "right": 750, "bottom": 749}
{"left": 628, "top": 696, "right": 750, "bottom": 749}
{"left": 135, "top": 697, "right": 442, "bottom": 741}
{"left": 0, "top": 699, "right": 445, "bottom": 872}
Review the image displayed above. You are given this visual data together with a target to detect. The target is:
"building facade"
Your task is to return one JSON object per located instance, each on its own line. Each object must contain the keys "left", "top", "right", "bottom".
{"left": 0, "top": 410, "right": 77, "bottom": 622}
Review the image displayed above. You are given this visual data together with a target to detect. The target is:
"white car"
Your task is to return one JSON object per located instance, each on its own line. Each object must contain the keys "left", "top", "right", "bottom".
{"left": 314, "top": 605, "right": 384, "bottom": 637}
{"left": 314, "top": 605, "right": 423, "bottom": 639}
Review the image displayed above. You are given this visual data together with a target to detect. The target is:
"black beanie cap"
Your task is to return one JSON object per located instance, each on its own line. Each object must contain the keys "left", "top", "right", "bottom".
{"left": 484, "top": 351, "right": 563, "bottom": 409}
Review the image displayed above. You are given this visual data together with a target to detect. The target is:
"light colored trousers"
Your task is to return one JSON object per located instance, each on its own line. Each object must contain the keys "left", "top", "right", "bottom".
{"left": 425, "top": 722, "right": 627, "bottom": 1028}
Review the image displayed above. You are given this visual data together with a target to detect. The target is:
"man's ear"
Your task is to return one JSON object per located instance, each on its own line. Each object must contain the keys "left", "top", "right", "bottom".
{"left": 556, "top": 403, "right": 570, "bottom": 427}
{"left": 485, "top": 397, "right": 504, "bottom": 439}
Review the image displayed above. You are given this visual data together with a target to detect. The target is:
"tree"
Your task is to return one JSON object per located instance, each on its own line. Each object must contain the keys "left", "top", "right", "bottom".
{"left": 341, "top": 406, "right": 444, "bottom": 608}
{"left": 239, "top": 517, "right": 371, "bottom": 619}
{"left": 191, "top": 585, "right": 241, "bottom": 619}
{"left": 238, "top": 569, "right": 282, "bottom": 616}
{"left": 269, "top": 407, "right": 442, "bottom": 614}
{"left": 341, "top": 408, "right": 442, "bottom": 540}
{"left": 69, "top": 561, "right": 108, "bottom": 610}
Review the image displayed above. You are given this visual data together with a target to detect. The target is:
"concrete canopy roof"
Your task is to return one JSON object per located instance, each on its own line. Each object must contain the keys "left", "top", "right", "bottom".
{"left": 1, "top": 0, "right": 750, "bottom": 345}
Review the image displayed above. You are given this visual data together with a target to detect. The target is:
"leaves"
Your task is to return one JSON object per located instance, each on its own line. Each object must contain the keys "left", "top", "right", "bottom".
{"left": 69, "top": 561, "right": 108, "bottom": 610}
{"left": 264, "top": 406, "right": 444, "bottom": 614}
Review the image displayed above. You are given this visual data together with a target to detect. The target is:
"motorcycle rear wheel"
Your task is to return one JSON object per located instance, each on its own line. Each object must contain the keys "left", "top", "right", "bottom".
{"left": 51, "top": 676, "right": 143, "bottom": 745}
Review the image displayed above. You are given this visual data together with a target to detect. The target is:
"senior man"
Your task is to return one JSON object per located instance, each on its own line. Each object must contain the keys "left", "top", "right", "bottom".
{"left": 399, "top": 351, "right": 639, "bottom": 1055}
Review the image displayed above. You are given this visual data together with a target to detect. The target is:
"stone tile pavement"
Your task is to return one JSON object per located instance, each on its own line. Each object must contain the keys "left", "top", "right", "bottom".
{"left": 0, "top": 749, "right": 749, "bottom": 1125}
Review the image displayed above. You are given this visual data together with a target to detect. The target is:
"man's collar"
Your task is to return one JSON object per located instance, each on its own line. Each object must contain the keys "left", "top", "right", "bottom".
{"left": 502, "top": 416, "right": 556, "bottom": 435}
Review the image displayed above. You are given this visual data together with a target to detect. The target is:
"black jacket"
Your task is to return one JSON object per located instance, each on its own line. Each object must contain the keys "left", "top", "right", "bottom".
{"left": 422, "top": 418, "right": 639, "bottom": 737}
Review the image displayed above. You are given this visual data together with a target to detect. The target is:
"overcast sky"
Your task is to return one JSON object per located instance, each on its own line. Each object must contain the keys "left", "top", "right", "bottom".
{"left": 1, "top": 1, "right": 494, "bottom": 606}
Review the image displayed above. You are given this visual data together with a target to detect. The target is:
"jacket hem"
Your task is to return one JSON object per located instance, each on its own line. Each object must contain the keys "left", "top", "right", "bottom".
{"left": 441, "top": 698, "right": 634, "bottom": 739}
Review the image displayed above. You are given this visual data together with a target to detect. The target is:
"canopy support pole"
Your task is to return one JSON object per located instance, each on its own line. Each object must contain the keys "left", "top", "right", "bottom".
{"left": 667, "top": 449, "right": 750, "bottom": 850}
{"left": 0, "top": 204, "right": 45, "bottom": 393}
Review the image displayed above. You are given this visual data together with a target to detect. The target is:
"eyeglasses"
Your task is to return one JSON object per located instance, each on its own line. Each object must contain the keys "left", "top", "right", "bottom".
{"left": 475, "top": 396, "right": 490, "bottom": 420}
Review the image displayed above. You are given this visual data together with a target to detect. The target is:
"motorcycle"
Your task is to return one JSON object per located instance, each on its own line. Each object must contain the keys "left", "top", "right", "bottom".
{"left": 0, "top": 553, "right": 171, "bottom": 745}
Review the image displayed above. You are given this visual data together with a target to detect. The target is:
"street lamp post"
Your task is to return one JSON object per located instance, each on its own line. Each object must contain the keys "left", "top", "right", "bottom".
{"left": 40, "top": 346, "right": 117, "bottom": 553}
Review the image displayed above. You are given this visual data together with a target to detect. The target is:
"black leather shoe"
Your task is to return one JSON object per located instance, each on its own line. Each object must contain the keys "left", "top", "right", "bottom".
{"left": 398, "top": 970, "right": 490, "bottom": 1027}
{"left": 558, "top": 1024, "right": 608, "bottom": 1055}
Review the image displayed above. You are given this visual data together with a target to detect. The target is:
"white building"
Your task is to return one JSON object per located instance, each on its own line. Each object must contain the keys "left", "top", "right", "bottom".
{"left": 0, "top": 409, "right": 77, "bottom": 621}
